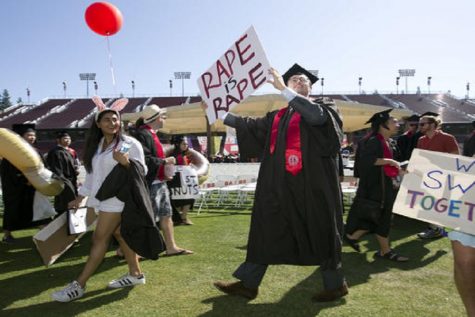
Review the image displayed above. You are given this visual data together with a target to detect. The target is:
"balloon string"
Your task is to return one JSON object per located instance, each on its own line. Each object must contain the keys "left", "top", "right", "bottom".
{"left": 106, "top": 36, "right": 117, "bottom": 94}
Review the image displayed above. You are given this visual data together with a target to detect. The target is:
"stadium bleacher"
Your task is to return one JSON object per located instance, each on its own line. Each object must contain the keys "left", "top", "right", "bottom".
{"left": 0, "top": 94, "right": 473, "bottom": 154}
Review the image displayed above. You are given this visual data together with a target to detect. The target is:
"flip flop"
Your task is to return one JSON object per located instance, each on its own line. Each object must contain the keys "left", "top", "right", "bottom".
{"left": 164, "top": 249, "right": 194, "bottom": 257}
{"left": 373, "top": 249, "right": 409, "bottom": 262}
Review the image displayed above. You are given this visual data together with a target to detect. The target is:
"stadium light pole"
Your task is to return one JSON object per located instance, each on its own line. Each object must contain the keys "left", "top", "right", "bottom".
{"left": 358, "top": 77, "right": 362, "bottom": 94}
{"left": 320, "top": 77, "right": 325, "bottom": 96}
{"left": 398, "top": 69, "right": 415, "bottom": 94}
{"left": 93, "top": 81, "right": 98, "bottom": 95}
{"left": 79, "top": 73, "right": 96, "bottom": 97}
{"left": 174, "top": 72, "right": 191, "bottom": 96}
{"left": 396, "top": 77, "right": 400, "bottom": 95}
{"left": 427, "top": 76, "right": 432, "bottom": 94}
{"left": 131, "top": 80, "right": 135, "bottom": 97}
{"left": 26, "top": 88, "right": 30, "bottom": 103}
{"left": 169, "top": 79, "right": 173, "bottom": 96}
{"left": 62, "top": 81, "right": 67, "bottom": 97}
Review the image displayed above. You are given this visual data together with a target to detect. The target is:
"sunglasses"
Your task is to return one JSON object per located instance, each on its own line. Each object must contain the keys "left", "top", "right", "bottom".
{"left": 409, "top": 123, "right": 418, "bottom": 127}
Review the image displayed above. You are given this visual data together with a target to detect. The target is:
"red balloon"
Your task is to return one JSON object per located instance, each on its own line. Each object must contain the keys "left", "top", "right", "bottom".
{"left": 85, "top": 2, "right": 123, "bottom": 36}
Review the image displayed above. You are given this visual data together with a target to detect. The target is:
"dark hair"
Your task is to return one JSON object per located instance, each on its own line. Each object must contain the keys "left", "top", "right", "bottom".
{"left": 135, "top": 117, "right": 145, "bottom": 128}
{"left": 172, "top": 135, "right": 188, "bottom": 155}
{"left": 370, "top": 117, "right": 393, "bottom": 134}
{"left": 82, "top": 110, "right": 123, "bottom": 173}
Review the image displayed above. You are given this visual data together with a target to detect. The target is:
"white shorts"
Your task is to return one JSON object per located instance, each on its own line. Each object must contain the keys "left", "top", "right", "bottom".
{"left": 86, "top": 196, "right": 124, "bottom": 213}
{"left": 448, "top": 231, "right": 475, "bottom": 248}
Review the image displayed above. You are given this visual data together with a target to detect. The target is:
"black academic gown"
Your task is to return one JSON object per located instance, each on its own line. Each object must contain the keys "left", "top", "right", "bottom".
{"left": 346, "top": 135, "right": 400, "bottom": 237}
{"left": 226, "top": 95, "right": 344, "bottom": 269}
{"left": 397, "top": 131, "right": 422, "bottom": 162}
{"left": 463, "top": 132, "right": 475, "bottom": 157}
{"left": 46, "top": 146, "right": 78, "bottom": 214}
{"left": 0, "top": 159, "right": 36, "bottom": 231}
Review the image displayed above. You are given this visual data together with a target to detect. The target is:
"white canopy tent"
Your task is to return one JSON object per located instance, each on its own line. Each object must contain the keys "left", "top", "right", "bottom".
{"left": 122, "top": 94, "right": 413, "bottom": 134}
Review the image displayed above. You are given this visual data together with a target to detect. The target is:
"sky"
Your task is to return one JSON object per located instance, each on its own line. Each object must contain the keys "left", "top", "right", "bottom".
{"left": 1, "top": 0, "right": 475, "bottom": 104}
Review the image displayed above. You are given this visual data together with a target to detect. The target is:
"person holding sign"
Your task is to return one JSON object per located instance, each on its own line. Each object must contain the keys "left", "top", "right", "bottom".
{"left": 214, "top": 64, "right": 347, "bottom": 302}
{"left": 169, "top": 135, "right": 195, "bottom": 225}
{"left": 345, "top": 109, "right": 409, "bottom": 262}
{"left": 449, "top": 120, "right": 475, "bottom": 317}
{"left": 416, "top": 113, "right": 460, "bottom": 239}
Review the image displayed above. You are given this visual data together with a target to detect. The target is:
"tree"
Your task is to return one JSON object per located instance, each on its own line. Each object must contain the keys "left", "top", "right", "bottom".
{"left": 0, "top": 89, "right": 12, "bottom": 110}
{"left": 16, "top": 97, "right": 23, "bottom": 104}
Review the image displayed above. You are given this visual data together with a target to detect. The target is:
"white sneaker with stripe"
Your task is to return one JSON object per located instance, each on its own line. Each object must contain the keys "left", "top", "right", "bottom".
{"left": 51, "top": 280, "right": 85, "bottom": 302}
{"left": 107, "top": 273, "right": 146, "bottom": 289}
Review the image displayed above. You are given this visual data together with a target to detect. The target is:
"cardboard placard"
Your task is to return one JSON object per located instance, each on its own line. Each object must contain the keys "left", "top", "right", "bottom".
{"left": 33, "top": 208, "right": 97, "bottom": 266}
{"left": 198, "top": 26, "right": 271, "bottom": 124}
{"left": 169, "top": 166, "right": 200, "bottom": 200}
{"left": 393, "top": 149, "right": 475, "bottom": 235}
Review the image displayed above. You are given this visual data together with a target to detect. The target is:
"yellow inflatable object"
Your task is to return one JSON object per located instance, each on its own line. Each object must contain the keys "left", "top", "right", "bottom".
{"left": 0, "top": 128, "right": 64, "bottom": 196}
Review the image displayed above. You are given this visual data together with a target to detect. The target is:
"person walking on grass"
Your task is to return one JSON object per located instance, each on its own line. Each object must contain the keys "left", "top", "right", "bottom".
{"left": 51, "top": 98, "right": 148, "bottom": 302}
{"left": 214, "top": 64, "right": 347, "bottom": 302}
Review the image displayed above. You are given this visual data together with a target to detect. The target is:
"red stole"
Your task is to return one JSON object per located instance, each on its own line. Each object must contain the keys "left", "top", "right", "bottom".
{"left": 141, "top": 125, "right": 165, "bottom": 180}
{"left": 176, "top": 153, "right": 189, "bottom": 166}
{"left": 269, "top": 107, "right": 302, "bottom": 176}
{"left": 375, "top": 133, "right": 398, "bottom": 178}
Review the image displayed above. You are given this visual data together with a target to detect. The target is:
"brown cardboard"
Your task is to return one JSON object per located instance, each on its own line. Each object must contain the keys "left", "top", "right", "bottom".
{"left": 33, "top": 208, "right": 97, "bottom": 266}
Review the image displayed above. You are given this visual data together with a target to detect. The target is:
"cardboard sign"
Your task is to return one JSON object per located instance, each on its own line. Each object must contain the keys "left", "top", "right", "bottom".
{"left": 169, "top": 166, "right": 200, "bottom": 200}
{"left": 198, "top": 26, "right": 271, "bottom": 124}
{"left": 33, "top": 208, "right": 97, "bottom": 266}
{"left": 393, "top": 149, "right": 475, "bottom": 235}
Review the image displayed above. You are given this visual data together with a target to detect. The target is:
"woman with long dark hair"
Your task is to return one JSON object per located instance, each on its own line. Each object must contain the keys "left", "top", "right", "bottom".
{"left": 52, "top": 98, "right": 148, "bottom": 302}
{"left": 169, "top": 135, "right": 194, "bottom": 225}
{"left": 345, "top": 109, "right": 409, "bottom": 262}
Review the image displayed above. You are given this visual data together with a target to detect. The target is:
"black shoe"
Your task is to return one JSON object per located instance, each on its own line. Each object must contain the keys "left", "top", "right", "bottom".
{"left": 213, "top": 281, "right": 258, "bottom": 300}
{"left": 312, "top": 282, "right": 349, "bottom": 302}
{"left": 343, "top": 235, "right": 361, "bottom": 252}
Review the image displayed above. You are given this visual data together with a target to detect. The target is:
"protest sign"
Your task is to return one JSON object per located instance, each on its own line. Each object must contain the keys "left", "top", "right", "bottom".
{"left": 393, "top": 149, "right": 475, "bottom": 235}
{"left": 169, "top": 166, "right": 200, "bottom": 200}
{"left": 198, "top": 25, "right": 271, "bottom": 124}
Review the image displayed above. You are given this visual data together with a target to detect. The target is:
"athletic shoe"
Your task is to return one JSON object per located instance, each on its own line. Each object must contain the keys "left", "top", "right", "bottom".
{"left": 51, "top": 281, "right": 85, "bottom": 302}
{"left": 417, "top": 227, "right": 445, "bottom": 239}
{"left": 107, "top": 273, "right": 146, "bottom": 289}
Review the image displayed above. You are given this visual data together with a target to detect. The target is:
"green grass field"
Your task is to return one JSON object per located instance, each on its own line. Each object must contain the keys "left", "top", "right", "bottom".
{"left": 0, "top": 203, "right": 466, "bottom": 317}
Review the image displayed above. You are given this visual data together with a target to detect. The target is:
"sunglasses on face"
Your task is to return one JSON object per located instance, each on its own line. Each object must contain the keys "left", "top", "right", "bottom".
{"left": 289, "top": 76, "right": 310, "bottom": 84}
{"left": 409, "top": 123, "right": 418, "bottom": 127}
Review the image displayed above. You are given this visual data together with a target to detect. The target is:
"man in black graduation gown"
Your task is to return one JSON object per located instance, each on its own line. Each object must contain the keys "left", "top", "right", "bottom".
{"left": 214, "top": 64, "right": 347, "bottom": 302}
{"left": 46, "top": 131, "right": 78, "bottom": 216}
{"left": 397, "top": 114, "right": 420, "bottom": 162}
{"left": 1, "top": 124, "right": 39, "bottom": 243}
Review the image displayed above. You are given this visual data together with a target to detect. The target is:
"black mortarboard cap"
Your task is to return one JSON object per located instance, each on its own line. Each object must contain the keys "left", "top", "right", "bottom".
{"left": 404, "top": 114, "right": 420, "bottom": 122}
{"left": 365, "top": 109, "right": 393, "bottom": 125}
{"left": 12, "top": 123, "right": 36, "bottom": 135}
{"left": 420, "top": 111, "right": 439, "bottom": 117}
{"left": 56, "top": 130, "right": 70, "bottom": 138}
{"left": 282, "top": 63, "right": 318, "bottom": 85}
